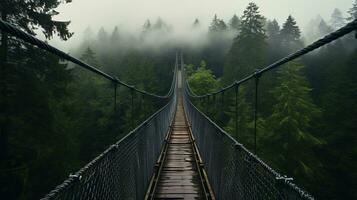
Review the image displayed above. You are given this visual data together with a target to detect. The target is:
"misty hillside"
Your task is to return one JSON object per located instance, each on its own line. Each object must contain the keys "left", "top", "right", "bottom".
{"left": 1, "top": 0, "right": 356, "bottom": 200}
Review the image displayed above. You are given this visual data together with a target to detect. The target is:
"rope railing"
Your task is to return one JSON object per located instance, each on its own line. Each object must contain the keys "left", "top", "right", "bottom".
{"left": 185, "top": 19, "right": 357, "bottom": 154}
{"left": 186, "top": 19, "right": 357, "bottom": 98}
{"left": 0, "top": 18, "right": 181, "bottom": 199}
{"left": 40, "top": 59, "right": 178, "bottom": 200}
{"left": 0, "top": 19, "right": 173, "bottom": 99}
{"left": 183, "top": 87, "right": 314, "bottom": 199}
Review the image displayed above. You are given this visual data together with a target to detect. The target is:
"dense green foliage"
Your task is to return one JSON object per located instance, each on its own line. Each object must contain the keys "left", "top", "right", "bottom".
{"left": 187, "top": 2, "right": 357, "bottom": 199}
{"left": 1, "top": 1, "right": 356, "bottom": 199}
{"left": 223, "top": 2, "right": 267, "bottom": 82}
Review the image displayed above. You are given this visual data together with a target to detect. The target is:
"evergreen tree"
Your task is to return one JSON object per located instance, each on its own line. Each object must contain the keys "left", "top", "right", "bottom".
{"left": 229, "top": 14, "right": 241, "bottom": 33}
{"left": 97, "top": 27, "right": 109, "bottom": 42}
{"left": 0, "top": 0, "right": 73, "bottom": 156}
{"left": 266, "top": 19, "right": 280, "bottom": 39}
{"left": 266, "top": 19, "right": 282, "bottom": 61}
{"left": 347, "top": 0, "right": 357, "bottom": 21}
{"left": 0, "top": 0, "right": 72, "bottom": 61}
{"left": 209, "top": 14, "right": 228, "bottom": 33}
{"left": 83, "top": 27, "right": 95, "bottom": 42}
{"left": 330, "top": 8, "right": 345, "bottom": 30}
{"left": 264, "top": 60, "right": 322, "bottom": 188}
{"left": 143, "top": 19, "right": 152, "bottom": 32}
{"left": 153, "top": 17, "right": 170, "bottom": 32}
{"left": 81, "top": 47, "right": 99, "bottom": 67}
{"left": 110, "top": 26, "right": 120, "bottom": 43}
{"left": 317, "top": 19, "right": 333, "bottom": 37}
{"left": 223, "top": 2, "right": 266, "bottom": 82}
{"left": 205, "top": 14, "right": 232, "bottom": 76}
{"left": 224, "top": 86, "right": 253, "bottom": 145}
{"left": 0, "top": 1, "right": 73, "bottom": 198}
{"left": 280, "top": 15, "right": 303, "bottom": 53}
{"left": 192, "top": 18, "right": 200, "bottom": 28}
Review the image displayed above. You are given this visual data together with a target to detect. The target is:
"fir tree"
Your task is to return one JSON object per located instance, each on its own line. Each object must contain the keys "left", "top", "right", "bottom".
{"left": 192, "top": 18, "right": 200, "bottom": 28}
{"left": 224, "top": 86, "right": 253, "bottom": 145}
{"left": 240, "top": 3, "right": 265, "bottom": 37}
{"left": 0, "top": 0, "right": 72, "bottom": 61}
{"left": 318, "top": 19, "right": 333, "bottom": 37}
{"left": 347, "top": 0, "right": 357, "bottom": 21}
{"left": 330, "top": 8, "right": 345, "bottom": 30}
{"left": 266, "top": 19, "right": 282, "bottom": 62}
{"left": 229, "top": 14, "right": 241, "bottom": 33}
{"left": 97, "top": 27, "right": 109, "bottom": 42}
{"left": 209, "top": 14, "right": 228, "bottom": 33}
{"left": 143, "top": 19, "right": 152, "bottom": 32}
{"left": 280, "top": 15, "right": 303, "bottom": 53}
{"left": 264, "top": 60, "right": 322, "bottom": 187}
{"left": 223, "top": 2, "right": 266, "bottom": 82}
{"left": 110, "top": 26, "right": 120, "bottom": 43}
{"left": 81, "top": 47, "right": 99, "bottom": 67}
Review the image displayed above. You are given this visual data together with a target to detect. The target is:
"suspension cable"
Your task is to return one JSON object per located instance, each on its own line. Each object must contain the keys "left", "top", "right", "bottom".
{"left": 0, "top": 19, "right": 174, "bottom": 99}
{"left": 186, "top": 19, "right": 357, "bottom": 98}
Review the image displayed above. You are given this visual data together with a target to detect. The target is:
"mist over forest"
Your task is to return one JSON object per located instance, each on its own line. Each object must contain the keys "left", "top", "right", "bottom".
{"left": 1, "top": 0, "right": 356, "bottom": 200}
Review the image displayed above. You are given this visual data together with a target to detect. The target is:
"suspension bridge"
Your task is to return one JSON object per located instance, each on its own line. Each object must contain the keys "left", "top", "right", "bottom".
{"left": 1, "top": 19, "right": 356, "bottom": 200}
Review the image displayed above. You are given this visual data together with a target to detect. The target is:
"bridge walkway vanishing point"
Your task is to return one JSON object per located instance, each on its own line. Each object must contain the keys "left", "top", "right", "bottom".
{"left": 146, "top": 91, "right": 215, "bottom": 200}
{"left": 2, "top": 18, "right": 356, "bottom": 200}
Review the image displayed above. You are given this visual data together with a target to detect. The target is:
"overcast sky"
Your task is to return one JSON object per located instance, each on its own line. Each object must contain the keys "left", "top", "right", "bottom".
{"left": 51, "top": 0, "right": 354, "bottom": 49}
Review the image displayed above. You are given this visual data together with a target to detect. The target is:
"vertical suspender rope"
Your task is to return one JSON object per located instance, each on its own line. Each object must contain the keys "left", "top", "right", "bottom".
{"left": 235, "top": 84, "right": 239, "bottom": 140}
{"left": 253, "top": 70, "right": 260, "bottom": 154}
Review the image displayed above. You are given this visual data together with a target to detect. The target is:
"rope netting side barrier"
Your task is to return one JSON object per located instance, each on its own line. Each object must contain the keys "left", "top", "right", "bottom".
{"left": 181, "top": 20, "right": 357, "bottom": 199}
{"left": 183, "top": 87, "right": 313, "bottom": 200}
{"left": 41, "top": 66, "right": 177, "bottom": 200}
{"left": 0, "top": 18, "right": 181, "bottom": 199}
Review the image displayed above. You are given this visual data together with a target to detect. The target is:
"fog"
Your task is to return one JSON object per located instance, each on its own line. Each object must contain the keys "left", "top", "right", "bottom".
{"left": 47, "top": 0, "right": 353, "bottom": 51}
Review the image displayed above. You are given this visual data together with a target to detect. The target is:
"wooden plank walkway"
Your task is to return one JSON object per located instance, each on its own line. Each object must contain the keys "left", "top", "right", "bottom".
{"left": 153, "top": 96, "right": 204, "bottom": 200}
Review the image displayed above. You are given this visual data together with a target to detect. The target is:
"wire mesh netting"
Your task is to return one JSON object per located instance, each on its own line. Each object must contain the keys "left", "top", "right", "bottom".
{"left": 41, "top": 88, "right": 177, "bottom": 200}
{"left": 183, "top": 88, "right": 313, "bottom": 200}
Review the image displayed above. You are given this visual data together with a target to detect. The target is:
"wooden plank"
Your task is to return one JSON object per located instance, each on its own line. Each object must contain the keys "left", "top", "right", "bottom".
{"left": 153, "top": 97, "right": 204, "bottom": 200}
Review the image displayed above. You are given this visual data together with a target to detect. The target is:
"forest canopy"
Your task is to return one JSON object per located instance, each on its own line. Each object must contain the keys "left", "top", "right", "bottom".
{"left": 1, "top": 0, "right": 356, "bottom": 199}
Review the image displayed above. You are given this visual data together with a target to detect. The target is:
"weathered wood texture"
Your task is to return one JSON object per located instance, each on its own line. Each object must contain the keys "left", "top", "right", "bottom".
{"left": 154, "top": 97, "right": 204, "bottom": 200}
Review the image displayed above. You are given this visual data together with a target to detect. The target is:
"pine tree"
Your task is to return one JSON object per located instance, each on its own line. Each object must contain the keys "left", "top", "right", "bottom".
{"left": 266, "top": 19, "right": 280, "bottom": 39}
{"left": 318, "top": 19, "right": 333, "bottom": 37}
{"left": 330, "top": 8, "right": 345, "bottom": 30}
{"left": 209, "top": 14, "right": 227, "bottom": 33}
{"left": 223, "top": 2, "right": 266, "bottom": 82}
{"left": 0, "top": 2, "right": 73, "bottom": 198}
{"left": 280, "top": 15, "right": 303, "bottom": 53}
{"left": 81, "top": 47, "right": 99, "bottom": 67}
{"left": 0, "top": 0, "right": 72, "bottom": 61}
{"left": 97, "top": 27, "right": 109, "bottom": 42}
{"left": 240, "top": 3, "right": 265, "bottom": 37}
{"left": 264, "top": 60, "right": 322, "bottom": 187}
{"left": 266, "top": 19, "right": 282, "bottom": 62}
{"left": 192, "top": 18, "right": 200, "bottom": 28}
{"left": 224, "top": 86, "right": 253, "bottom": 145}
{"left": 229, "top": 14, "right": 241, "bottom": 33}
{"left": 347, "top": 0, "right": 357, "bottom": 21}
{"left": 209, "top": 14, "right": 219, "bottom": 32}
{"left": 110, "top": 26, "right": 120, "bottom": 43}
{"left": 143, "top": 19, "right": 152, "bottom": 32}
{"left": 153, "top": 17, "right": 170, "bottom": 32}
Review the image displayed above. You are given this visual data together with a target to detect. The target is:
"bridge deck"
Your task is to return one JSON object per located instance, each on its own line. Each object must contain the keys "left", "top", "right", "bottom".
{"left": 153, "top": 96, "right": 206, "bottom": 199}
